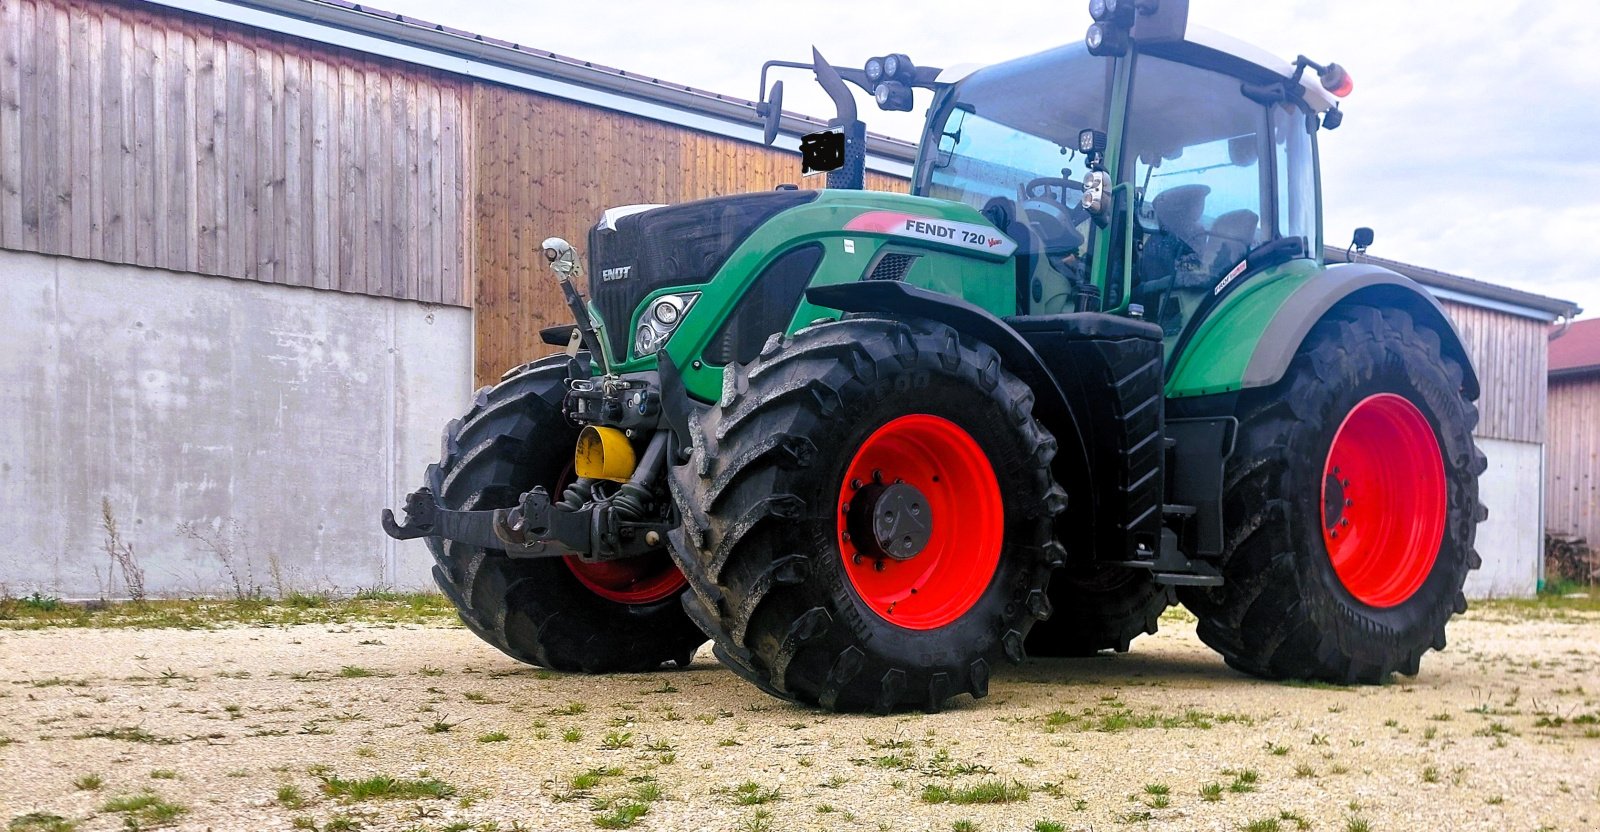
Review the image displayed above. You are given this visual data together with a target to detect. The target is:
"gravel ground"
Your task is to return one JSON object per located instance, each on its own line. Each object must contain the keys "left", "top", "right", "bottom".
{"left": 2, "top": 605, "right": 1597, "bottom": 832}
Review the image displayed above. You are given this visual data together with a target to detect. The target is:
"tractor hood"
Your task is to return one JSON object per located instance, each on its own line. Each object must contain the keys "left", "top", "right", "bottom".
{"left": 587, "top": 190, "right": 818, "bottom": 361}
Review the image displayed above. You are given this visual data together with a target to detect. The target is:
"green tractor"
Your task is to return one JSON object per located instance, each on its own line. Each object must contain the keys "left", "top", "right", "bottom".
{"left": 384, "top": 0, "right": 1486, "bottom": 713}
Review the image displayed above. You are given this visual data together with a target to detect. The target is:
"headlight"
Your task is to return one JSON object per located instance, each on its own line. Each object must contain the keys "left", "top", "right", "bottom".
{"left": 633, "top": 292, "right": 699, "bottom": 357}
{"left": 864, "top": 57, "right": 884, "bottom": 83}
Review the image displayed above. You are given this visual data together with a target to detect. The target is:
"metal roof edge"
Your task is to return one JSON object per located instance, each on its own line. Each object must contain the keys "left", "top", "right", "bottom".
{"left": 148, "top": 0, "right": 920, "bottom": 175}
{"left": 1550, "top": 364, "right": 1600, "bottom": 380}
{"left": 1323, "top": 246, "right": 1581, "bottom": 321}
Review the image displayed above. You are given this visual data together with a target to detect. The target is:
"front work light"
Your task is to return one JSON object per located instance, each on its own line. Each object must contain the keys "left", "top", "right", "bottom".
{"left": 1085, "top": 22, "right": 1129, "bottom": 56}
{"left": 864, "top": 57, "right": 884, "bottom": 83}
{"left": 873, "top": 81, "right": 914, "bottom": 111}
{"left": 634, "top": 292, "right": 699, "bottom": 357}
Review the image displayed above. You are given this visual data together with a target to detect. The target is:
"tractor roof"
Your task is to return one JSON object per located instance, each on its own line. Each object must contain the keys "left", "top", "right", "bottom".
{"left": 937, "top": 26, "right": 1341, "bottom": 113}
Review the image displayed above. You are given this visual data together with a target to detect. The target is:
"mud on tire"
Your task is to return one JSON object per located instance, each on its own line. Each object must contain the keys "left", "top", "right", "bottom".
{"left": 667, "top": 318, "right": 1066, "bottom": 713}
{"left": 425, "top": 355, "right": 705, "bottom": 673}
{"left": 1178, "top": 305, "right": 1487, "bottom": 683}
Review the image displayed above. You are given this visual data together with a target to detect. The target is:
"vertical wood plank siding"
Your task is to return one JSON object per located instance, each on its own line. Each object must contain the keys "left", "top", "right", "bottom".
{"left": 1547, "top": 374, "right": 1600, "bottom": 545}
{"left": 0, "top": 0, "right": 470, "bottom": 304}
{"left": 469, "top": 82, "right": 907, "bottom": 383}
{"left": 1439, "top": 300, "right": 1548, "bottom": 445}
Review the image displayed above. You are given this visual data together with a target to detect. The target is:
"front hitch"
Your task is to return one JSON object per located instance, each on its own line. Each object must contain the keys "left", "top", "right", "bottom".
{"left": 381, "top": 483, "right": 671, "bottom": 563}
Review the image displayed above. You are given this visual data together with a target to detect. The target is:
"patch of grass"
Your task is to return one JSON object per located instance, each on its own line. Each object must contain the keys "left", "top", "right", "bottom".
{"left": 1200, "top": 782, "right": 1223, "bottom": 802}
{"left": 921, "top": 780, "right": 1029, "bottom": 805}
{"left": 423, "top": 718, "right": 459, "bottom": 734}
{"left": 73, "top": 773, "right": 104, "bottom": 791}
{"left": 550, "top": 702, "right": 588, "bottom": 716}
{"left": 148, "top": 770, "right": 177, "bottom": 780}
{"left": 563, "top": 728, "right": 583, "bottom": 743}
{"left": 723, "top": 781, "right": 782, "bottom": 806}
{"left": 0, "top": 594, "right": 455, "bottom": 630}
{"left": 322, "top": 814, "right": 362, "bottom": 831}
{"left": 1265, "top": 742, "right": 1290, "bottom": 756}
{"left": 100, "top": 793, "right": 186, "bottom": 827}
{"left": 337, "top": 666, "right": 380, "bottom": 678}
{"left": 73, "top": 726, "right": 172, "bottom": 745}
{"left": 1277, "top": 810, "right": 1311, "bottom": 830}
{"left": 569, "top": 767, "right": 623, "bottom": 793}
{"left": 477, "top": 731, "right": 510, "bottom": 743}
{"left": 317, "top": 773, "right": 456, "bottom": 801}
{"left": 1294, "top": 764, "right": 1316, "bottom": 778}
{"left": 276, "top": 784, "right": 305, "bottom": 808}
{"left": 952, "top": 821, "right": 980, "bottom": 832}
{"left": 593, "top": 801, "right": 651, "bottom": 829}
{"left": 7, "top": 813, "right": 77, "bottom": 832}
{"left": 735, "top": 809, "right": 774, "bottom": 832}
{"left": 600, "top": 731, "right": 633, "bottom": 750}
{"left": 1345, "top": 818, "right": 1372, "bottom": 832}
{"left": 1227, "top": 769, "right": 1260, "bottom": 793}
{"left": 1241, "top": 818, "right": 1281, "bottom": 832}
{"left": 1033, "top": 823, "right": 1065, "bottom": 832}
{"left": 1422, "top": 765, "right": 1440, "bottom": 783}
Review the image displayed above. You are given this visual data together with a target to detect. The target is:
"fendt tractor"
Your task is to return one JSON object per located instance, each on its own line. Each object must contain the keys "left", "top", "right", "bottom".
{"left": 384, "top": 0, "right": 1486, "bottom": 713}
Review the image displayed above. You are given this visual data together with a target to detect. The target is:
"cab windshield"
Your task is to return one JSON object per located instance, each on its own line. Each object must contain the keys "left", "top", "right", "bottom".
{"left": 916, "top": 44, "right": 1113, "bottom": 313}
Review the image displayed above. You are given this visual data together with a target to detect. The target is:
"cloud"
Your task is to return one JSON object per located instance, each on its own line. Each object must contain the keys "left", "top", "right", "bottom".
{"left": 369, "top": 0, "right": 1594, "bottom": 316}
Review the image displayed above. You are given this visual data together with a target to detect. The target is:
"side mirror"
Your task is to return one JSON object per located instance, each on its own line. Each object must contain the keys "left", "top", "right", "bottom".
{"left": 758, "top": 80, "right": 784, "bottom": 146}
{"left": 1351, "top": 227, "right": 1374, "bottom": 253}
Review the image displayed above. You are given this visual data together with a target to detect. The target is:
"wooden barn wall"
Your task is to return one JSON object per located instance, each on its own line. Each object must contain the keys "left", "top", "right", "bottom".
{"left": 471, "top": 82, "right": 908, "bottom": 383}
{"left": 1547, "top": 374, "right": 1600, "bottom": 545}
{"left": 0, "top": 0, "right": 471, "bottom": 305}
{"left": 1440, "top": 300, "right": 1548, "bottom": 445}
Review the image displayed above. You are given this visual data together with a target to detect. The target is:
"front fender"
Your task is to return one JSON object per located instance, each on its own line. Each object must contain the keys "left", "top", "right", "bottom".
{"left": 1166, "top": 262, "right": 1480, "bottom": 400}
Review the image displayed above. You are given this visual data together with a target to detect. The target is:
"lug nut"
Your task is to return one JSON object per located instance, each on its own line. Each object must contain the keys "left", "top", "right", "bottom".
{"left": 851, "top": 478, "right": 863, "bottom": 490}
{"left": 872, "top": 469, "right": 883, "bottom": 483}
{"left": 1340, "top": 519, "right": 1349, "bottom": 527}
{"left": 873, "top": 559, "right": 885, "bottom": 572}
{"left": 842, "top": 532, "right": 851, "bottom": 542}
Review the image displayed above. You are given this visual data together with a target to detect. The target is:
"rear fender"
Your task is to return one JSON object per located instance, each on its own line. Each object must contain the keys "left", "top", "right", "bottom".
{"left": 1166, "top": 263, "right": 1480, "bottom": 400}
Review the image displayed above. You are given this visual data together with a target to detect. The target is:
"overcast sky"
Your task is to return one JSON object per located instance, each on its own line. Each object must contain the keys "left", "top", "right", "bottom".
{"left": 373, "top": 0, "right": 1597, "bottom": 319}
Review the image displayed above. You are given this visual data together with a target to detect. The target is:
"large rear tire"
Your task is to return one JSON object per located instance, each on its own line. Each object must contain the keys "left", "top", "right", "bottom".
{"left": 425, "top": 356, "right": 706, "bottom": 673}
{"left": 668, "top": 318, "right": 1065, "bottom": 712}
{"left": 1024, "top": 563, "right": 1173, "bottom": 657}
{"left": 1178, "top": 305, "right": 1486, "bottom": 683}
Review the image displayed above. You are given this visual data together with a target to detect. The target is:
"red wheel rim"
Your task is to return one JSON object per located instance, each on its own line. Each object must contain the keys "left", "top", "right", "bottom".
{"left": 837, "top": 414, "right": 1004, "bottom": 630}
{"left": 554, "top": 465, "right": 687, "bottom": 605}
{"left": 1321, "top": 393, "right": 1446, "bottom": 608}
{"left": 565, "top": 553, "right": 686, "bottom": 605}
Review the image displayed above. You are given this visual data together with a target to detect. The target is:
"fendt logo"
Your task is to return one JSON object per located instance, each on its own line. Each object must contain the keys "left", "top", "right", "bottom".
{"left": 601, "top": 265, "right": 633, "bottom": 282}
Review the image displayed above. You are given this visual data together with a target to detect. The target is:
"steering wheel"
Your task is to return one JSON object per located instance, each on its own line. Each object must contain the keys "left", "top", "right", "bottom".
{"left": 1023, "top": 176, "right": 1083, "bottom": 205}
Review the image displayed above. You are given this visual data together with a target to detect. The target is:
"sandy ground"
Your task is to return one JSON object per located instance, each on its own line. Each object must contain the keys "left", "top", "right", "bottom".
{"left": 2, "top": 607, "right": 1597, "bottom": 832}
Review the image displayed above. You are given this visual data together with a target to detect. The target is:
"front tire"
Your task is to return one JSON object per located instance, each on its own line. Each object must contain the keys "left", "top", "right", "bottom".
{"left": 668, "top": 318, "right": 1065, "bottom": 712}
{"left": 1179, "top": 305, "right": 1486, "bottom": 683}
{"left": 425, "top": 356, "right": 706, "bottom": 673}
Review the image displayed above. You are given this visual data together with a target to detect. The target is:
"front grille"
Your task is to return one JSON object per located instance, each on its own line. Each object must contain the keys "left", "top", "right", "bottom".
{"left": 587, "top": 190, "right": 817, "bottom": 359}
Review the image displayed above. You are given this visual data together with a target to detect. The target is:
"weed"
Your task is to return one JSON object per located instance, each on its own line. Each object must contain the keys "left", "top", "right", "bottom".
{"left": 921, "top": 780, "right": 1029, "bottom": 805}
{"left": 952, "top": 822, "right": 980, "bottom": 832}
{"left": 1241, "top": 818, "right": 1281, "bottom": 832}
{"left": 338, "top": 666, "right": 378, "bottom": 679}
{"left": 73, "top": 773, "right": 104, "bottom": 790}
{"left": 323, "top": 815, "right": 363, "bottom": 831}
{"left": 1345, "top": 818, "right": 1372, "bottom": 832}
{"left": 317, "top": 773, "right": 456, "bottom": 801}
{"left": 1265, "top": 742, "right": 1290, "bottom": 756}
{"left": 423, "top": 718, "right": 459, "bottom": 734}
{"left": 1034, "top": 823, "right": 1065, "bottom": 832}
{"left": 6, "top": 814, "right": 76, "bottom": 832}
{"left": 148, "top": 770, "right": 177, "bottom": 780}
{"left": 277, "top": 784, "right": 305, "bottom": 808}
{"left": 563, "top": 728, "right": 582, "bottom": 743}
{"left": 1228, "top": 769, "right": 1260, "bottom": 793}
{"left": 477, "top": 732, "right": 510, "bottom": 743}
{"left": 723, "top": 782, "right": 782, "bottom": 806}
{"left": 74, "top": 726, "right": 171, "bottom": 745}
{"left": 550, "top": 702, "right": 588, "bottom": 716}
{"left": 1278, "top": 811, "right": 1311, "bottom": 830}
{"left": 291, "top": 817, "right": 316, "bottom": 830}
{"left": 1294, "top": 764, "right": 1316, "bottom": 778}
{"left": 594, "top": 802, "right": 650, "bottom": 829}
{"left": 1200, "top": 782, "right": 1223, "bottom": 802}
{"left": 734, "top": 809, "right": 773, "bottom": 832}
{"left": 100, "top": 792, "right": 185, "bottom": 828}
{"left": 1422, "top": 765, "right": 1440, "bottom": 783}
{"left": 600, "top": 731, "right": 634, "bottom": 750}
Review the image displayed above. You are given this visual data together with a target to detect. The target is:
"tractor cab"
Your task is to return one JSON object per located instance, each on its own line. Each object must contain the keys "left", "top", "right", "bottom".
{"left": 911, "top": 21, "right": 1346, "bottom": 346}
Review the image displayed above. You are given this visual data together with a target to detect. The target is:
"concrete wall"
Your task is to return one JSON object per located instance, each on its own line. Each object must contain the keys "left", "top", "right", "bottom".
{"left": 1464, "top": 436, "right": 1544, "bottom": 598}
{"left": 0, "top": 249, "right": 472, "bottom": 598}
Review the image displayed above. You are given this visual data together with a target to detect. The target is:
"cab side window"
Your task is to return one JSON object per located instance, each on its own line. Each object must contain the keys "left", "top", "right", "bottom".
{"left": 1124, "top": 57, "right": 1272, "bottom": 336}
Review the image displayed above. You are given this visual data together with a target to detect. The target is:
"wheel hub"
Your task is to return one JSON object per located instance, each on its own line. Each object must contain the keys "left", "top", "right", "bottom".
{"left": 848, "top": 480, "right": 932, "bottom": 561}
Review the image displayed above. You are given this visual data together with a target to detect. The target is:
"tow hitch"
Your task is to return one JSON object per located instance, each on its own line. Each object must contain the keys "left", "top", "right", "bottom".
{"left": 382, "top": 431, "right": 674, "bottom": 563}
